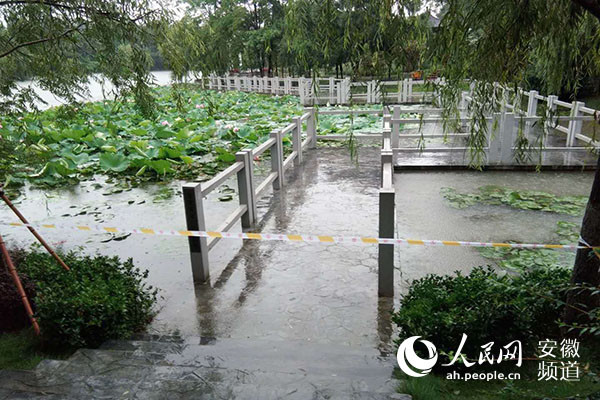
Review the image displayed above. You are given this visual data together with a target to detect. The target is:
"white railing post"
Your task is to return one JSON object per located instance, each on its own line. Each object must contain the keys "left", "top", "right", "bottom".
{"left": 487, "top": 112, "right": 502, "bottom": 165}
{"left": 343, "top": 78, "right": 350, "bottom": 104}
{"left": 270, "top": 129, "right": 285, "bottom": 189}
{"left": 306, "top": 107, "right": 317, "bottom": 149}
{"left": 293, "top": 117, "right": 303, "bottom": 166}
{"left": 271, "top": 77, "right": 277, "bottom": 95}
{"left": 182, "top": 183, "right": 210, "bottom": 283}
{"left": 545, "top": 95, "right": 558, "bottom": 134}
{"left": 391, "top": 106, "right": 400, "bottom": 150}
{"left": 408, "top": 78, "right": 413, "bottom": 101}
{"left": 526, "top": 90, "right": 539, "bottom": 136}
{"left": 329, "top": 77, "right": 335, "bottom": 104}
{"left": 299, "top": 78, "right": 306, "bottom": 105}
{"left": 500, "top": 112, "right": 516, "bottom": 165}
{"left": 567, "top": 101, "right": 584, "bottom": 147}
{"left": 236, "top": 149, "right": 256, "bottom": 228}
{"left": 367, "top": 81, "right": 372, "bottom": 104}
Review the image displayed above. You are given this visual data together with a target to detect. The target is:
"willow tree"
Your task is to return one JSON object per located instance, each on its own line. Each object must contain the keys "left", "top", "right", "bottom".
{"left": 431, "top": 0, "right": 600, "bottom": 334}
{"left": 0, "top": 0, "right": 168, "bottom": 115}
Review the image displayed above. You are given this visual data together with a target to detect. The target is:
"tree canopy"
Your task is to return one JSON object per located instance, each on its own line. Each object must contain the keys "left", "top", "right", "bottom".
{"left": 0, "top": 0, "right": 168, "bottom": 114}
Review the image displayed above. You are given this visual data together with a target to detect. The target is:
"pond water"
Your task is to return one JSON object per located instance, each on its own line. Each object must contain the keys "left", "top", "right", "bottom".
{"left": 17, "top": 71, "right": 186, "bottom": 110}
{"left": 394, "top": 169, "right": 593, "bottom": 287}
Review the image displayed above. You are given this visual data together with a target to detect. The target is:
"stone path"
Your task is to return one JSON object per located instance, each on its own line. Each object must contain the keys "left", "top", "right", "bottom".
{"left": 0, "top": 334, "right": 407, "bottom": 399}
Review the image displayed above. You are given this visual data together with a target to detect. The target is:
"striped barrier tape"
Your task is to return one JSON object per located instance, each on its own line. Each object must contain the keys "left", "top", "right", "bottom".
{"left": 2, "top": 221, "right": 596, "bottom": 250}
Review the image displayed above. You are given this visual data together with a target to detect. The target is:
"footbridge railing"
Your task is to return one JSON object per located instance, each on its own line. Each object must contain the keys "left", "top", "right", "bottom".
{"left": 201, "top": 74, "right": 438, "bottom": 106}
{"left": 182, "top": 108, "right": 317, "bottom": 282}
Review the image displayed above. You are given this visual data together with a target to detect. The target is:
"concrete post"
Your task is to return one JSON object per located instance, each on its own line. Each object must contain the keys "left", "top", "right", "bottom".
{"left": 545, "top": 95, "right": 558, "bottom": 137}
{"left": 391, "top": 106, "right": 400, "bottom": 150}
{"left": 329, "top": 77, "right": 335, "bottom": 104}
{"left": 236, "top": 150, "right": 256, "bottom": 228}
{"left": 299, "top": 78, "right": 306, "bottom": 105}
{"left": 378, "top": 185, "right": 395, "bottom": 298}
{"left": 270, "top": 130, "right": 285, "bottom": 189}
{"left": 293, "top": 117, "right": 303, "bottom": 166}
{"left": 182, "top": 183, "right": 210, "bottom": 283}
{"left": 487, "top": 113, "right": 502, "bottom": 165}
{"left": 500, "top": 113, "right": 516, "bottom": 165}
{"left": 305, "top": 107, "right": 317, "bottom": 149}
{"left": 344, "top": 78, "right": 351, "bottom": 104}
{"left": 526, "top": 90, "right": 538, "bottom": 136}
{"left": 567, "top": 101, "right": 584, "bottom": 147}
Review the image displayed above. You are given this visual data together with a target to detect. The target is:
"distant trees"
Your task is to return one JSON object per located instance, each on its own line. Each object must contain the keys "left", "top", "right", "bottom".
{"left": 162, "top": 0, "right": 435, "bottom": 79}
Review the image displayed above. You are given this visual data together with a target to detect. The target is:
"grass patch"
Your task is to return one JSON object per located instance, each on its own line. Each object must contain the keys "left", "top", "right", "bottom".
{"left": 397, "top": 357, "right": 600, "bottom": 400}
{"left": 0, "top": 329, "right": 71, "bottom": 370}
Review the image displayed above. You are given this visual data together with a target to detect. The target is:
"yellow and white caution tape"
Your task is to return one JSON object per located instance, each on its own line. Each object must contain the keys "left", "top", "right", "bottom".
{"left": 2, "top": 221, "right": 594, "bottom": 250}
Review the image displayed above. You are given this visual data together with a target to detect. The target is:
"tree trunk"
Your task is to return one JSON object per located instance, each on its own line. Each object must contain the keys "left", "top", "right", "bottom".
{"left": 564, "top": 155, "right": 600, "bottom": 332}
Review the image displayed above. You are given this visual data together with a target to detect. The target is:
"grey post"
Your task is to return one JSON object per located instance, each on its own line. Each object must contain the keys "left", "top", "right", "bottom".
{"left": 293, "top": 117, "right": 303, "bottom": 166}
{"left": 305, "top": 107, "right": 317, "bottom": 149}
{"left": 236, "top": 149, "right": 256, "bottom": 228}
{"left": 183, "top": 183, "right": 210, "bottom": 283}
{"left": 378, "top": 151, "right": 395, "bottom": 298}
{"left": 270, "top": 130, "right": 285, "bottom": 189}
{"left": 391, "top": 106, "right": 400, "bottom": 150}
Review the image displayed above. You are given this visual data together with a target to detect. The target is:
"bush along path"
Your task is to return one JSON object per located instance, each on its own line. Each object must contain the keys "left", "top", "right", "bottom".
{"left": 388, "top": 185, "right": 600, "bottom": 399}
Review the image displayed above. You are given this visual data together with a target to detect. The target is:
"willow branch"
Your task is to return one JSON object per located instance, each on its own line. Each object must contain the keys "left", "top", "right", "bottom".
{"left": 571, "top": 0, "right": 600, "bottom": 20}
{"left": 0, "top": 22, "right": 84, "bottom": 59}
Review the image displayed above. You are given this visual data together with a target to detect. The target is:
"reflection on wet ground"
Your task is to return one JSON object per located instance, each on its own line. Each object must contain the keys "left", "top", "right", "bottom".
{"left": 0, "top": 140, "right": 595, "bottom": 353}
{"left": 0, "top": 146, "right": 398, "bottom": 352}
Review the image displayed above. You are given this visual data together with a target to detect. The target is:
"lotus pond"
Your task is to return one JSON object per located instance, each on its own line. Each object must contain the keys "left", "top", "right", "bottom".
{"left": 0, "top": 85, "right": 385, "bottom": 198}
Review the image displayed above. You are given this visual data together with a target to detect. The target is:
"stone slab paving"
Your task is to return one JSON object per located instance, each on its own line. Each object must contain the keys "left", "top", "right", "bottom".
{"left": 0, "top": 335, "right": 407, "bottom": 399}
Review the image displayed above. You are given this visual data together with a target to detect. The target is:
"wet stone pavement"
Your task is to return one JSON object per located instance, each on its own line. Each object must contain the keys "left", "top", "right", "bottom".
{"left": 0, "top": 334, "right": 405, "bottom": 399}
{"left": 0, "top": 145, "right": 407, "bottom": 399}
{"left": 0, "top": 145, "right": 398, "bottom": 348}
{"left": 1, "top": 139, "right": 594, "bottom": 398}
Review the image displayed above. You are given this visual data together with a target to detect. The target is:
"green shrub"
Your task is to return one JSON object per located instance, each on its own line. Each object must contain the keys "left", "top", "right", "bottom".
{"left": 20, "top": 251, "right": 158, "bottom": 348}
{"left": 392, "top": 267, "right": 570, "bottom": 364}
